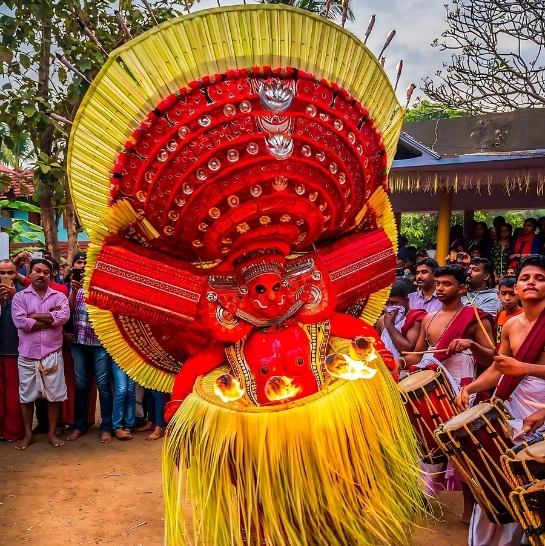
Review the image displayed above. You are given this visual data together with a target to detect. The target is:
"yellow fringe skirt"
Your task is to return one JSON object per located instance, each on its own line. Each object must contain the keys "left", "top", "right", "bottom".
{"left": 163, "top": 357, "right": 428, "bottom": 546}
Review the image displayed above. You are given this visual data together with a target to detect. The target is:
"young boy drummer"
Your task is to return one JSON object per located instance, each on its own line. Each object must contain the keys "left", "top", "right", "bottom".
{"left": 457, "top": 255, "right": 545, "bottom": 546}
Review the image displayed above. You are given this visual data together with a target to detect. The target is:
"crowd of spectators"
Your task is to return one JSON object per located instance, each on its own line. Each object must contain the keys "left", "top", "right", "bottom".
{"left": 397, "top": 215, "right": 545, "bottom": 287}
{"left": 0, "top": 251, "right": 167, "bottom": 448}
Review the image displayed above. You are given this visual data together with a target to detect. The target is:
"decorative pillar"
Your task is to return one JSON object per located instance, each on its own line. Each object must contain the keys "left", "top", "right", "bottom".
{"left": 436, "top": 189, "right": 453, "bottom": 266}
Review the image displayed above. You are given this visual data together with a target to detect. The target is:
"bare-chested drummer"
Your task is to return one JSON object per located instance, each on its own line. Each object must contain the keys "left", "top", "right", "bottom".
{"left": 399, "top": 264, "right": 495, "bottom": 525}
{"left": 457, "top": 255, "right": 545, "bottom": 546}
{"left": 399, "top": 264, "right": 495, "bottom": 386}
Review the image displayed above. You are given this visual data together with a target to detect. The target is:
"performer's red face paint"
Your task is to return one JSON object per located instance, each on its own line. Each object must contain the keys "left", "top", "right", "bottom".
{"left": 247, "top": 273, "right": 290, "bottom": 319}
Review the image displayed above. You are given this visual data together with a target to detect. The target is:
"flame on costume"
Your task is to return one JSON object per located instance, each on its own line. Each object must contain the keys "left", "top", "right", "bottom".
{"left": 213, "top": 374, "right": 245, "bottom": 403}
{"left": 325, "top": 352, "right": 378, "bottom": 381}
{"left": 264, "top": 376, "right": 301, "bottom": 401}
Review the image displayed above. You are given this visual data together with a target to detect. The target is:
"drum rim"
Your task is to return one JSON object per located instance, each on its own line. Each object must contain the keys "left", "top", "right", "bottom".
{"left": 398, "top": 369, "right": 450, "bottom": 401}
{"left": 509, "top": 436, "right": 545, "bottom": 460}
{"left": 441, "top": 402, "right": 495, "bottom": 432}
{"left": 438, "top": 403, "right": 511, "bottom": 441}
{"left": 398, "top": 369, "right": 438, "bottom": 391}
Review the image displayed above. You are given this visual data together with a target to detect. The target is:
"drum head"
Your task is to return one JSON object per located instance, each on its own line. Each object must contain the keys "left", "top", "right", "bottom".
{"left": 442, "top": 403, "right": 494, "bottom": 432}
{"left": 398, "top": 370, "right": 437, "bottom": 392}
{"left": 516, "top": 440, "right": 545, "bottom": 461}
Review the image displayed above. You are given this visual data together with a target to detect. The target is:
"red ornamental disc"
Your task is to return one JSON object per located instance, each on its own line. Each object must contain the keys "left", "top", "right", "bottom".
{"left": 111, "top": 67, "right": 388, "bottom": 263}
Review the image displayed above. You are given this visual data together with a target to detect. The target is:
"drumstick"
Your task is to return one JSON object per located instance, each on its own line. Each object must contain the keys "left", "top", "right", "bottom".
{"left": 401, "top": 348, "right": 450, "bottom": 355}
{"left": 468, "top": 299, "right": 498, "bottom": 354}
{"left": 519, "top": 399, "right": 545, "bottom": 433}
{"left": 523, "top": 399, "right": 545, "bottom": 410}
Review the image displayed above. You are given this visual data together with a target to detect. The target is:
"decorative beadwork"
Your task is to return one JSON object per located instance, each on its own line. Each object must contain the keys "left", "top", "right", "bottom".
{"left": 208, "top": 158, "right": 221, "bottom": 171}
{"left": 227, "top": 195, "right": 240, "bottom": 207}
{"left": 250, "top": 185, "right": 262, "bottom": 197}
{"left": 226, "top": 149, "right": 240, "bottom": 163}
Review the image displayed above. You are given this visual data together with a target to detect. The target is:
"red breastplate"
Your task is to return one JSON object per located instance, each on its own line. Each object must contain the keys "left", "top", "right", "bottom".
{"left": 241, "top": 324, "right": 321, "bottom": 405}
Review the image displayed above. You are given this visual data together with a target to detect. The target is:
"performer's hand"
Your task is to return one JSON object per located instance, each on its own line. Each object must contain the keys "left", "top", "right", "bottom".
{"left": 493, "top": 354, "right": 527, "bottom": 376}
{"left": 456, "top": 386, "right": 470, "bottom": 411}
{"left": 523, "top": 408, "right": 545, "bottom": 435}
{"left": 447, "top": 338, "right": 473, "bottom": 355}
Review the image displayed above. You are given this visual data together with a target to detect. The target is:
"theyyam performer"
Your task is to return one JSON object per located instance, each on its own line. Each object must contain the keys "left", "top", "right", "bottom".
{"left": 66, "top": 4, "right": 428, "bottom": 545}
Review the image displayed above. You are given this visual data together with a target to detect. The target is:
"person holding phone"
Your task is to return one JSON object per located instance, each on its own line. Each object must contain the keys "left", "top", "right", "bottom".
{"left": 67, "top": 253, "right": 115, "bottom": 444}
{"left": 0, "top": 259, "right": 25, "bottom": 442}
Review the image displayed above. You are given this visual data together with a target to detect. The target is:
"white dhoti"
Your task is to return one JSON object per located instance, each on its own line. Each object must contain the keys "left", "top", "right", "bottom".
{"left": 415, "top": 352, "right": 476, "bottom": 496}
{"left": 18, "top": 351, "right": 67, "bottom": 403}
{"left": 468, "top": 376, "right": 545, "bottom": 546}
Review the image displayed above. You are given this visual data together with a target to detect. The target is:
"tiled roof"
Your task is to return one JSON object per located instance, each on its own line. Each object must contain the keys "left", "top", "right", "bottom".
{"left": 0, "top": 164, "right": 34, "bottom": 198}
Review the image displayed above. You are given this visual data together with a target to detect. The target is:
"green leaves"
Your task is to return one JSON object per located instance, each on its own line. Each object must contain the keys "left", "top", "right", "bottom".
{"left": 0, "top": 199, "right": 40, "bottom": 212}
{"left": 5, "top": 218, "right": 45, "bottom": 244}
{"left": 405, "top": 100, "right": 470, "bottom": 123}
{"left": 0, "top": 0, "right": 193, "bottom": 255}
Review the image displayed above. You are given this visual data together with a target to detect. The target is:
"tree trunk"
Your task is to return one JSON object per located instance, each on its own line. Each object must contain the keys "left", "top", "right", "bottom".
{"left": 39, "top": 187, "right": 60, "bottom": 260}
{"left": 64, "top": 181, "right": 78, "bottom": 264}
{"left": 37, "top": 14, "right": 60, "bottom": 260}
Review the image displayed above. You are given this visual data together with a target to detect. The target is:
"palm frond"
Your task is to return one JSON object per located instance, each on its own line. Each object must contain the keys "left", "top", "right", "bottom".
{"left": 257, "top": 0, "right": 355, "bottom": 22}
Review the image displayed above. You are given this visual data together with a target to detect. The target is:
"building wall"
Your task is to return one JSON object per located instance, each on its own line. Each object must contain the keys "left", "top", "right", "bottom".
{"left": 404, "top": 109, "right": 545, "bottom": 157}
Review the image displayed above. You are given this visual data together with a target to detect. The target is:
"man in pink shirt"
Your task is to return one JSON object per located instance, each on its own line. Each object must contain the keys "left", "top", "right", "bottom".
{"left": 11, "top": 259, "right": 70, "bottom": 449}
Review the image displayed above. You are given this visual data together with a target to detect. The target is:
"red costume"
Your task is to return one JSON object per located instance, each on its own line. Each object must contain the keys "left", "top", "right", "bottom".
{"left": 67, "top": 5, "right": 428, "bottom": 545}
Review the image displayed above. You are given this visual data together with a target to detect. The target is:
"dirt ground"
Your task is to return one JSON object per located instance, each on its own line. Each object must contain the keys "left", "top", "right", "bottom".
{"left": 0, "top": 429, "right": 469, "bottom": 546}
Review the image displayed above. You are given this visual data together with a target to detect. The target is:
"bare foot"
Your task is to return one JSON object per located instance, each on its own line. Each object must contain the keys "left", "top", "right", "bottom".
{"left": 134, "top": 421, "right": 154, "bottom": 433}
{"left": 15, "top": 435, "right": 33, "bottom": 450}
{"left": 100, "top": 432, "right": 112, "bottom": 443}
{"left": 67, "top": 430, "right": 84, "bottom": 441}
{"left": 47, "top": 433, "right": 65, "bottom": 447}
{"left": 55, "top": 426, "right": 64, "bottom": 437}
{"left": 122, "top": 428, "right": 133, "bottom": 440}
{"left": 114, "top": 429, "right": 132, "bottom": 441}
{"left": 146, "top": 426, "right": 165, "bottom": 441}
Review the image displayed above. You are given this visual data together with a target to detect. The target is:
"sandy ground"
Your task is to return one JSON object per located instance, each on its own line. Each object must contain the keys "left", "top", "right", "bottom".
{"left": 0, "top": 429, "right": 469, "bottom": 546}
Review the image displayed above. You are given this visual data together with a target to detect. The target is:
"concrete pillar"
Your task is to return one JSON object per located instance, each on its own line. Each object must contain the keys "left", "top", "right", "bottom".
{"left": 436, "top": 189, "right": 453, "bottom": 266}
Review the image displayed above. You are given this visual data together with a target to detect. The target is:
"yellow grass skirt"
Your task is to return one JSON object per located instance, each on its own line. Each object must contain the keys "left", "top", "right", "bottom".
{"left": 163, "top": 355, "right": 427, "bottom": 546}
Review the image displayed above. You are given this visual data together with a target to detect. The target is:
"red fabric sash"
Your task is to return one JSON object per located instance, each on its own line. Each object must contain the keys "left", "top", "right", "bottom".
{"left": 401, "top": 309, "right": 427, "bottom": 336}
{"left": 495, "top": 307, "right": 545, "bottom": 400}
{"left": 431, "top": 306, "right": 492, "bottom": 362}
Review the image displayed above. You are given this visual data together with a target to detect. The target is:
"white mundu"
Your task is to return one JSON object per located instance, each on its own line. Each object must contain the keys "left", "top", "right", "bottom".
{"left": 18, "top": 350, "right": 67, "bottom": 404}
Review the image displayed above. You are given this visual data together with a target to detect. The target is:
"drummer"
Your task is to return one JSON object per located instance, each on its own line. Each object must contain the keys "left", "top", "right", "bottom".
{"left": 398, "top": 264, "right": 495, "bottom": 524}
{"left": 457, "top": 254, "right": 545, "bottom": 546}
{"left": 398, "top": 264, "right": 495, "bottom": 388}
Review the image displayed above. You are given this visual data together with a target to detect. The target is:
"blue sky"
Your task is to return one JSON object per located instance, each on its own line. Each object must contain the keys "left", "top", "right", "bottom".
{"left": 191, "top": 0, "right": 450, "bottom": 103}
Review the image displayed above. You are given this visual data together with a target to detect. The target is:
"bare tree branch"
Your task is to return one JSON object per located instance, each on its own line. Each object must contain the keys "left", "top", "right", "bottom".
{"left": 423, "top": 0, "right": 545, "bottom": 113}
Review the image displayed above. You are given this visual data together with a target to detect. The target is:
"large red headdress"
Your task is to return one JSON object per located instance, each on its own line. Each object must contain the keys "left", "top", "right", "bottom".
{"left": 68, "top": 5, "right": 403, "bottom": 390}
